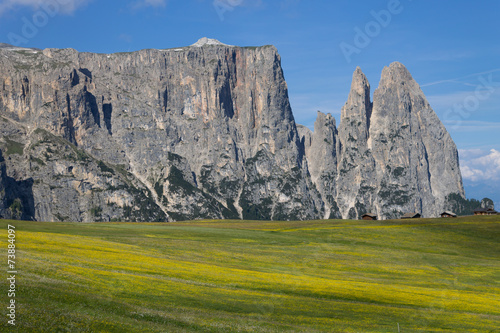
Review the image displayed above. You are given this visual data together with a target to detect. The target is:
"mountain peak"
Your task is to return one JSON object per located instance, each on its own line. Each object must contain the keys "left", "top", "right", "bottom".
{"left": 191, "top": 37, "right": 231, "bottom": 47}
{"left": 351, "top": 66, "right": 370, "bottom": 93}
{"left": 380, "top": 61, "right": 413, "bottom": 84}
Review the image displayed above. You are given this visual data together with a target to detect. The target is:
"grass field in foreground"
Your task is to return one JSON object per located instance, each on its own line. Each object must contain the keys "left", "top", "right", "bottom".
{"left": 0, "top": 216, "right": 499, "bottom": 332}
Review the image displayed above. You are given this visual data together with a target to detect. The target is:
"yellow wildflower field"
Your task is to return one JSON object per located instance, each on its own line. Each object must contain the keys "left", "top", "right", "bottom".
{"left": 0, "top": 216, "right": 498, "bottom": 332}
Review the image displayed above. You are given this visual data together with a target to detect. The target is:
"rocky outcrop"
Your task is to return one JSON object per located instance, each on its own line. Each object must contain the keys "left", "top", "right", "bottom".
{"left": 299, "top": 112, "right": 341, "bottom": 219}
{"left": 336, "top": 67, "right": 374, "bottom": 219}
{"left": 367, "top": 63, "right": 464, "bottom": 218}
{"left": 0, "top": 39, "right": 464, "bottom": 221}
{"left": 301, "top": 62, "right": 465, "bottom": 219}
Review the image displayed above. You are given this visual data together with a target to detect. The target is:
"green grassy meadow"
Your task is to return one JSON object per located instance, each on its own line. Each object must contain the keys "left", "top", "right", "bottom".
{"left": 0, "top": 216, "right": 499, "bottom": 332}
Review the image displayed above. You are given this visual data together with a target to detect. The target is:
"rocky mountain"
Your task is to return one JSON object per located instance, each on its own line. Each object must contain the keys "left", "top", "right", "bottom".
{"left": 304, "top": 64, "right": 465, "bottom": 219}
{"left": 0, "top": 38, "right": 465, "bottom": 222}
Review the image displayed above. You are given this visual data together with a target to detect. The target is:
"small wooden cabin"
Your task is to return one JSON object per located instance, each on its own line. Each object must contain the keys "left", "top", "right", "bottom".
{"left": 486, "top": 208, "right": 498, "bottom": 215}
{"left": 441, "top": 211, "right": 457, "bottom": 218}
{"left": 474, "top": 208, "right": 498, "bottom": 216}
{"left": 362, "top": 213, "right": 377, "bottom": 221}
{"left": 401, "top": 212, "right": 421, "bottom": 219}
{"left": 474, "top": 208, "right": 487, "bottom": 215}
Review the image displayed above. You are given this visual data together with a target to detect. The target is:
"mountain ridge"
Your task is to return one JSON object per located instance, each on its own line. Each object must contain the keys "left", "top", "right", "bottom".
{"left": 0, "top": 40, "right": 465, "bottom": 221}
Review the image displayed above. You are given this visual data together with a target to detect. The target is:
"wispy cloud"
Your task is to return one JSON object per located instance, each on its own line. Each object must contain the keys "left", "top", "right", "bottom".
{"left": 420, "top": 68, "right": 500, "bottom": 88}
{"left": 426, "top": 85, "right": 500, "bottom": 115}
{"left": 418, "top": 50, "right": 474, "bottom": 63}
{"left": 0, "top": 0, "right": 92, "bottom": 16}
{"left": 443, "top": 120, "right": 500, "bottom": 132}
{"left": 119, "top": 33, "right": 133, "bottom": 43}
{"left": 427, "top": 91, "right": 481, "bottom": 109}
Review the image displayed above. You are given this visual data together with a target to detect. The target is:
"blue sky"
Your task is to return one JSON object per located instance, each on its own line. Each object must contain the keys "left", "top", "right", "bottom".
{"left": 1, "top": 0, "right": 499, "bottom": 205}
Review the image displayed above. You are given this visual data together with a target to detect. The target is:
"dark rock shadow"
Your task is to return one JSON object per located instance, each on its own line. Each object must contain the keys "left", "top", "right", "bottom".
{"left": 0, "top": 150, "right": 35, "bottom": 221}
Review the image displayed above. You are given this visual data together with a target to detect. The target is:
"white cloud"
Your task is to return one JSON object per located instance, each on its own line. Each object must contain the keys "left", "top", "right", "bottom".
{"left": 0, "top": 0, "right": 92, "bottom": 16}
{"left": 460, "top": 149, "right": 500, "bottom": 182}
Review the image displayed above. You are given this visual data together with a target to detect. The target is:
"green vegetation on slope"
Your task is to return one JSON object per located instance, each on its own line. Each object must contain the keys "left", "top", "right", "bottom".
{"left": 446, "top": 193, "right": 494, "bottom": 216}
{"left": 0, "top": 216, "right": 499, "bottom": 332}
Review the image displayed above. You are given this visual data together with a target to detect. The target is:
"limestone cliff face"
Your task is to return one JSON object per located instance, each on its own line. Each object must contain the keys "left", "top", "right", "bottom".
{"left": 367, "top": 63, "right": 464, "bottom": 218}
{"left": 0, "top": 40, "right": 321, "bottom": 221}
{"left": 336, "top": 68, "right": 375, "bottom": 219}
{"left": 0, "top": 41, "right": 464, "bottom": 221}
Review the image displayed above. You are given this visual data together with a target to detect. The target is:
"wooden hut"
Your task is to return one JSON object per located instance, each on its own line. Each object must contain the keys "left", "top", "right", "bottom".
{"left": 475, "top": 208, "right": 486, "bottom": 215}
{"left": 487, "top": 208, "right": 498, "bottom": 215}
{"left": 474, "top": 208, "right": 498, "bottom": 215}
{"left": 486, "top": 208, "right": 498, "bottom": 215}
{"left": 474, "top": 208, "right": 487, "bottom": 215}
{"left": 401, "top": 212, "right": 421, "bottom": 219}
{"left": 362, "top": 213, "right": 377, "bottom": 221}
{"left": 441, "top": 211, "right": 457, "bottom": 218}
